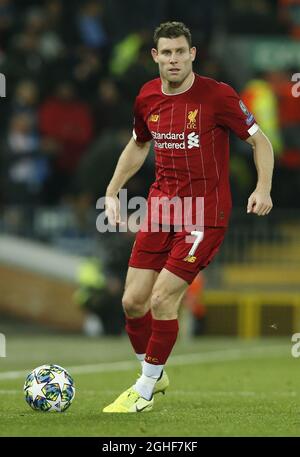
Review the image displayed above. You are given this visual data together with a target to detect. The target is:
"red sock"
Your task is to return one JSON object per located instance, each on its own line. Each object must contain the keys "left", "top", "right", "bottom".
{"left": 125, "top": 310, "right": 152, "bottom": 354}
{"left": 145, "top": 318, "right": 179, "bottom": 365}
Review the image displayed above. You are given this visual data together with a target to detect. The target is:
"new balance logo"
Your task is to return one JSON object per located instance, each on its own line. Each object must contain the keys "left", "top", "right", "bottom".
{"left": 187, "top": 132, "right": 199, "bottom": 149}
{"left": 145, "top": 355, "right": 159, "bottom": 363}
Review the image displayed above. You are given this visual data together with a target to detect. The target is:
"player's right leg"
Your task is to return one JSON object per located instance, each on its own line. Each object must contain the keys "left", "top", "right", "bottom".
{"left": 122, "top": 267, "right": 169, "bottom": 395}
{"left": 122, "top": 267, "right": 158, "bottom": 364}
{"left": 122, "top": 266, "right": 158, "bottom": 317}
{"left": 103, "top": 267, "right": 159, "bottom": 413}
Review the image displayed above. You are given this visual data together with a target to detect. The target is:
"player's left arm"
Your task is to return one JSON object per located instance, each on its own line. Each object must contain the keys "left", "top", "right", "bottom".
{"left": 246, "top": 128, "right": 274, "bottom": 216}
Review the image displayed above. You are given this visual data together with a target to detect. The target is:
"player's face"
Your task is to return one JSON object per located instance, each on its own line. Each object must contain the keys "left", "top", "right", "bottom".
{"left": 151, "top": 36, "right": 196, "bottom": 85}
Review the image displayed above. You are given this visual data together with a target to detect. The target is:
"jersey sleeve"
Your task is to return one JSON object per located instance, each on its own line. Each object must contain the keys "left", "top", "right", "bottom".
{"left": 215, "top": 82, "right": 258, "bottom": 140}
{"left": 132, "top": 95, "right": 153, "bottom": 143}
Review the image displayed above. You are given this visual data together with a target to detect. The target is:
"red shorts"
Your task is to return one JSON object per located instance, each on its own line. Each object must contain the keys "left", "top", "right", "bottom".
{"left": 129, "top": 226, "right": 227, "bottom": 284}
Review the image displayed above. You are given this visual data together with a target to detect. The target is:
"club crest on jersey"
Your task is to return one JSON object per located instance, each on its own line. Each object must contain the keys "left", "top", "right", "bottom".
{"left": 149, "top": 113, "right": 160, "bottom": 122}
{"left": 183, "top": 255, "right": 197, "bottom": 263}
{"left": 187, "top": 109, "right": 198, "bottom": 129}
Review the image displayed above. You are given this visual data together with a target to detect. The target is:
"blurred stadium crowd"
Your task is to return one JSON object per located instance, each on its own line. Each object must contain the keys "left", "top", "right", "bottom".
{"left": 0, "top": 0, "right": 299, "bottom": 335}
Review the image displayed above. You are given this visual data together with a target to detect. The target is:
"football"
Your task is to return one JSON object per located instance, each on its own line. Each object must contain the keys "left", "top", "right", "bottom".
{"left": 23, "top": 364, "right": 75, "bottom": 412}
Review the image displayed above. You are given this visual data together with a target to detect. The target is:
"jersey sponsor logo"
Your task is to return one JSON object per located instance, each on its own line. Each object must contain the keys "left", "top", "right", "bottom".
{"left": 151, "top": 131, "right": 199, "bottom": 150}
{"left": 187, "top": 109, "right": 198, "bottom": 129}
{"left": 152, "top": 131, "right": 185, "bottom": 150}
{"left": 239, "top": 100, "right": 254, "bottom": 126}
{"left": 149, "top": 113, "right": 160, "bottom": 122}
{"left": 187, "top": 132, "right": 199, "bottom": 149}
{"left": 152, "top": 131, "right": 184, "bottom": 140}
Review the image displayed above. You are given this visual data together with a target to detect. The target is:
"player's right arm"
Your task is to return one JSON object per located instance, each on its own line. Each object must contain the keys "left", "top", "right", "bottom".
{"left": 105, "top": 137, "right": 151, "bottom": 225}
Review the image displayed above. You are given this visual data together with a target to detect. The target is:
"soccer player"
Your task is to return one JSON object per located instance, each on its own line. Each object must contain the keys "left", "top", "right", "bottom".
{"left": 103, "top": 22, "right": 274, "bottom": 413}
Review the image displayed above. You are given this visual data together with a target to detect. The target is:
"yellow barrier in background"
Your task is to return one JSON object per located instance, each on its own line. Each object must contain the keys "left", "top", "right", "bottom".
{"left": 204, "top": 291, "right": 300, "bottom": 338}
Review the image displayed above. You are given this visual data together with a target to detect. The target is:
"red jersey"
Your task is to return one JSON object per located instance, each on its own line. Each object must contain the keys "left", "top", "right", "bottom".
{"left": 132, "top": 73, "right": 258, "bottom": 227}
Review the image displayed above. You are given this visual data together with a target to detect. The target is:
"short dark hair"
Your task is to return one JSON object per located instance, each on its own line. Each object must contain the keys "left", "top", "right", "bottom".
{"left": 153, "top": 21, "right": 192, "bottom": 49}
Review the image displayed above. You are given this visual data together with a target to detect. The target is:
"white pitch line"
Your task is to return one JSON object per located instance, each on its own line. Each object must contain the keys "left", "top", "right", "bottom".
{"left": 0, "top": 344, "right": 288, "bottom": 382}
{"left": 0, "top": 390, "right": 296, "bottom": 397}
{"left": 75, "top": 390, "right": 298, "bottom": 397}
{"left": 0, "top": 390, "right": 19, "bottom": 394}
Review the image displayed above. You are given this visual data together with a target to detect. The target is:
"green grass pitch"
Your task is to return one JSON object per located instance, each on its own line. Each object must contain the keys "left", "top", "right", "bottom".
{"left": 0, "top": 335, "right": 299, "bottom": 437}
